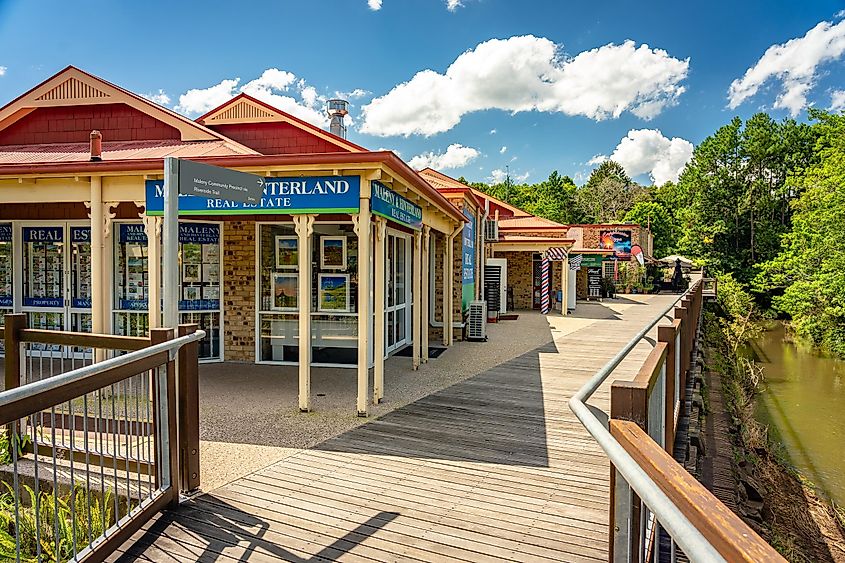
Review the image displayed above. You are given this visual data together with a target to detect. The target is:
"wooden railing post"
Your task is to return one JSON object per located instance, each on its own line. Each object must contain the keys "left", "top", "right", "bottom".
{"left": 178, "top": 323, "right": 200, "bottom": 493}
{"left": 658, "top": 323, "right": 678, "bottom": 454}
{"left": 4, "top": 314, "right": 26, "bottom": 442}
{"left": 150, "top": 328, "right": 179, "bottom": 508}
{"left": 674, "top": 306, "right": 688, "bottom": 391}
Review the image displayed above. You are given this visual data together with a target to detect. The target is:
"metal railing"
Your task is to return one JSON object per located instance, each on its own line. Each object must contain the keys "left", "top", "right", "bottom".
{"left": 570, "top": 280, "right": 784, "bottom": 562}
{"left": 0, "top": 318, "right": 204, "bottom": 562}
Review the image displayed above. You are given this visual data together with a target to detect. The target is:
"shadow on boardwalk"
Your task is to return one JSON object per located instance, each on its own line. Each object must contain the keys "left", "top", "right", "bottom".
{"left": 313, "top": 341, "right": 558, "bottom": 467}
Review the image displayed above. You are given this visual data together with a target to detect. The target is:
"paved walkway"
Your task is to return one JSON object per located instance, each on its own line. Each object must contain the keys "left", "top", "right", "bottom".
{"left": 113, "top": 295, "right": 675, "bottom": 562}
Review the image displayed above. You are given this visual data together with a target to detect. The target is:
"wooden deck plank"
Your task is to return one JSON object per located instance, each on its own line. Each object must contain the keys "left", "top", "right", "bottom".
{"left": 117, "top": 297, "right": 676, "bottom": 562}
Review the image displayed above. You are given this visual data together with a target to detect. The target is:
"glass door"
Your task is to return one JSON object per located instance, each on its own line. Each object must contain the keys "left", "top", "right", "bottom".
{"left": 21, "top": 224, "right": 93, "bottom": 358}
{"left": 385, "top": 232, "right": 411, "bottom": 355}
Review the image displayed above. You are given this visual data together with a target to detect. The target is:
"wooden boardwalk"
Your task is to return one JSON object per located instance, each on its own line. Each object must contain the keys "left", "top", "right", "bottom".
{"left": 113, "top": 296, "right": 674, "bottom": 563}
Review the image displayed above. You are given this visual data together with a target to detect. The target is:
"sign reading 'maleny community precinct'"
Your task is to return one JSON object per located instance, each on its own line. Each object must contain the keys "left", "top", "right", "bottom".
{"left": 145, "top": 176, "right": 360, "bottom": 215}
{"left": 177, "top": 159, "right": 265, "bottom": 205}
{"left": 371, "top": 181, "right": 423, "bottom": 230}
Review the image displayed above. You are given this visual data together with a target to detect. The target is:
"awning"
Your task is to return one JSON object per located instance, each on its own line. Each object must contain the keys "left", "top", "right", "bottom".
{"left": 547, "top": 247, "right": 568, "bottom": 260}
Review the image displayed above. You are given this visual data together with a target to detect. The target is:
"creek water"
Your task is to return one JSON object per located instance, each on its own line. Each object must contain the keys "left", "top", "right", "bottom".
{"left": 751, "top": 323, "right": 845, "bottom": 506}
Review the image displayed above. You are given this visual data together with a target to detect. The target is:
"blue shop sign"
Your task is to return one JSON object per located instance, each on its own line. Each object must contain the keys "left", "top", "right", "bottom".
{"left": 24, "top": 297, "right": 63, "bottom": 307}
{"left": 118, "top": 299, "right": 148, "bottom": 311}
{"left": 73, "top": 298, "right": 92, "bottom": 309}
{"left": 179, "top": 223, "right": 218, "bottom": 244}
{"left": 0, "top": 223, "right": 11, "bottom": 242}
{"left": 371, "top": 181, "right": 423, "bottom": 230}
{"left": 0, "top": 297, "right": 11, "bottom": 307}
{"left": 23, "top": 226, "right": 63, "bottom": 243}
{"left": 179, "top": 299, "right": 220, "bottom": 311}
{"left": 462, "top": 209, "right": 476, "bottom": 283}
{"left": 119, "top": 224, "right": 148, "bottom": 244}
{"left": 145, "top": 176, "right": 360, "bottom": 216}
{"left": 70, "top": 227, "right": 91, "bottom": 244}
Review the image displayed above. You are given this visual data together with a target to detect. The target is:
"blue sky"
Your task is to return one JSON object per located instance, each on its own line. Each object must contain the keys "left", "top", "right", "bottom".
{"left": 1, "top": 0, "right": 844, "bottom": 185}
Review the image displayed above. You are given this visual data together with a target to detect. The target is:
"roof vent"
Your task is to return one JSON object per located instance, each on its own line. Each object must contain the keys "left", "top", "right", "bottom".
{"left": 90, "top": 130, "right": 102, "bottom": 161}
{"left": 326, "top": 99, "right": 348, "bottom": 139}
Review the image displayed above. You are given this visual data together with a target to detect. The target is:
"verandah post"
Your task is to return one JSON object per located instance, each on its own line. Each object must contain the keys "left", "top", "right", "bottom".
{"left": 4, "top": 313, "right": 26, "bottom": 442}
{"left": 177, "top": 323, "right": 200, "bottom": 493}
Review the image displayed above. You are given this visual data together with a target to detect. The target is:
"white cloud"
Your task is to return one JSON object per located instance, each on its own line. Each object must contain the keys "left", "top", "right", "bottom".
{"left": 728, "top": 18, "right": 845, "bottom": 116}
{"left": 368, "top": 0, "right": 382, "bottom": 9}
{"left": 830, "top": 89, "right": 845, "bottom": 111}
{"left": 335, "top": 88, "right": 370, "bottom": 99}
{"left": 499, "top": 146, "right": 507, "bottom": 154}
{"left": 607, "top": 129, "right": 693, "bottom": 185}
{"left": 175, "top": 68, "right": 330, "bottom": 126}
{"left": 361, "top": 35, "right": 689, "bottom": 137}
{"left": 489, "top": 129, "right": 497, "bottom": 135}
{"left": 446, "top": 0, "right": 463, "bottom": 11}
{"left": 0, "top": 66, "right": 6, "bottom": 77}
{"left": 141, "top": 89, "right": 171, "bottom": 106}
{"left": 408, "top": 143, "right": 480, "bottom": 170}
{"left": 587, "top": 154, "right": 608, "bottom": 166}
{"left": 489, "top": 168, "right": 529, "bottom": 183}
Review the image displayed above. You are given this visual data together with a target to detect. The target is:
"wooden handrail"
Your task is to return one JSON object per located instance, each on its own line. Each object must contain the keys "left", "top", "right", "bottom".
{"left": 18, "top": 328, "right": 150, "bottom": 351}
{"left": 610, "top": 419, "right": 786, "bottom": 562}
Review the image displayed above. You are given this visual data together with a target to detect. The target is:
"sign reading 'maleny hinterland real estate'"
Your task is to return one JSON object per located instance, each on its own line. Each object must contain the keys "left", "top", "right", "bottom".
{"left": 370, "top": 181, "right": 423, "bottom": 230}
{"left": 145, "top": 175, "right": 361, "bottom": 215}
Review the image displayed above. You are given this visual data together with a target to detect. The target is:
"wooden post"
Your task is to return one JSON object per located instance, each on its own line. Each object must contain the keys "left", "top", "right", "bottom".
{"left": 658, "top": 323, "right": 678, "bottom": 454}
{"left": 412, "top": 230, "right": 422, "bottom": 370}
{"left": 177, "top": 323, "right": 200, "bottom": 493}
{"left": 421, "top": 226, "right": 431, "bottom": 362}
{"left": 441, "top": 235, "right": 449, "bottom": 347}
{"left": 373, "top": 218, "right": 386, "bottom": 404}
{"left": 356, "top": 194, "right": 371, "bottom": 417}
{"left": 90, "top": 177, "right": 104, "bottom": 337}
{"left": 4, "top": 314, "right": 26, "bottom": 440}
{"left": 294, "top": 215, "right": 315, "bottom": 412}
{"left": 674, "top": 306, "right": 688, "bottom": 391}
{"left": 150, "top": 328, "right": 179, "bottom": 507}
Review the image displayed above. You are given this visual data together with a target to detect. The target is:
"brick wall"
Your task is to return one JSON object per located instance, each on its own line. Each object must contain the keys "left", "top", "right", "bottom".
{"left": 429, "top": 230, "right": 463, "bottom": 342}
{"left": 497, "top": 251, "right": 533, "bottom": 310}
{"left": 223, "top": 221, "right": 256, "bottom": 362}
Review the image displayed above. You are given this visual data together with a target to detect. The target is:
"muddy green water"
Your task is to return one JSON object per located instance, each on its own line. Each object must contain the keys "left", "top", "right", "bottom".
{"left": 752, "top": 323, "right": 845, "bottom": 506}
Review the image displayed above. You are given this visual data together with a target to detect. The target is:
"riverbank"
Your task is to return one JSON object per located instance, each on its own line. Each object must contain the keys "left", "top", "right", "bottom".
{"left": 703, "top": 308, "right": 845, "bottom": 562}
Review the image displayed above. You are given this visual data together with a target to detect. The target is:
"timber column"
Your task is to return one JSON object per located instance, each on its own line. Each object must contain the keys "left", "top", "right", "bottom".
{"left": 421, "top": 225, "right": 431, "bottom": 362}
{"left": 294, "top": 214, "right": 315, "bottom": 412}
{"left": 142, "top": 214, "right": 162, "bottom": 329}
{"left": 355, "top": 184, "right": 372, "bottom": 417}
{"left": 89, "top": 177, "right": 104, "bottom": 337}
{"left": 412, "top": 229, "right": 422, "bottom": 369}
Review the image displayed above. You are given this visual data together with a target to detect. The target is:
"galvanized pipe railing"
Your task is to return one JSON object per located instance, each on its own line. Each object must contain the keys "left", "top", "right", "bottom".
{"left": 569, "top": 282, "right": 783, "bottom": 562}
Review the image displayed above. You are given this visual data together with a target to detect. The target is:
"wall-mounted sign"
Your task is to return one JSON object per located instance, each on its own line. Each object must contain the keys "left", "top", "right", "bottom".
{"left": 371, "top": 181, "right": 423, "bottom": 230}
{"left": 0, "top": 223, "right": 12, "bottom": 242}
{"left": 461, "top": 208, "right": 476, "bottom": 311}
{"left": 587, "top": 266, "right": 602, "bottom": 297}
{"left": 23, "top": 226, "right": 63, "bottom": 243}
{"left": 119, "top": 223, "right": 148, "bottom": 244}
{"left": 179, "top": 223, "right": 219, "bottom": 244}
{"left": 176, "top": 159, "right": 264, "bottom": 205}
{"left": 574, "top": 254, "right": 603, "bottom": 268}
{"left": 145, "top": 176, "right": 360, "bottom": 216}
{"left": 600, "top": 230, "right": 632, "bottom": 260}
{"left": 70, "top": 227, "right": 91, "bottom": 244}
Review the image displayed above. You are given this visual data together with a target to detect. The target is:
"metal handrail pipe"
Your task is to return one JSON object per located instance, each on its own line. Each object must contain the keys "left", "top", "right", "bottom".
{"left": 0, "top": 329, "right": 206, "bottom": 410}
{"left": 568, "top": 284, "right": 726, "bottom": 561}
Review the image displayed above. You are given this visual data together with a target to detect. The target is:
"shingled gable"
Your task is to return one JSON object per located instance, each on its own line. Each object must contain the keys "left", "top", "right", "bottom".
{"left": 196, "top": 92, "right": 366, "bottom": 155}
{"left": 0, "top": 66, "right": 253, "bottom": 150}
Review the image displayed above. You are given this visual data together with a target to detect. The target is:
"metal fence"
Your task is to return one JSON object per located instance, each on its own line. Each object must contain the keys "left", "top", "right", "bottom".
{"left": 0, "top": 319, "right": 203, "bottom": 562}
{"left": 570, "top": 280, "right": 785, "bottom": 562}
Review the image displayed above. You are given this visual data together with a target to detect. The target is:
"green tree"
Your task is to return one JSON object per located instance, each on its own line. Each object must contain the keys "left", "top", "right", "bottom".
{"left": 576, "top": 160, "right": 644, "bottom": 222}
{"left": 623, "top": 201, "right": 675, "bottom": 257}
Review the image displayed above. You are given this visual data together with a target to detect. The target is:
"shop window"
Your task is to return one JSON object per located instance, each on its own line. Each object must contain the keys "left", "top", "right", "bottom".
{"left": 0, "top": 223, "right": 11, "bottom": 355}
{"left": 114, "top": 223, "right": 150, "bottom": 337}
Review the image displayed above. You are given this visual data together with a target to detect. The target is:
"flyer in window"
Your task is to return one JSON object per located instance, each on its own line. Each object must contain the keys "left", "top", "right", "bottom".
{"left": 203, "top": 263, "right": 219, "bottom": 283}
{"left": 203, "top": 285, "right": 220, "bottom": 301}
{"left": 183, "top": 244, "right": 201, "bottom": 264}
{"left": 202, "top": 244, "right": 219, "bottom": 263}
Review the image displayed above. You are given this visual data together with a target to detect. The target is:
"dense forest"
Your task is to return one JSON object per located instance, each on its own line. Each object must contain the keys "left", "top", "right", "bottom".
{"left": 468, "top": 111, "right": 845, "bottom": 358}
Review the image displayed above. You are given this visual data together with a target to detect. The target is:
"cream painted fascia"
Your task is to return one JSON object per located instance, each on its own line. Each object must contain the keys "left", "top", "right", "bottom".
{"left": 494, "top": 241, "right": 574, "bottom": 253}
{"left": 0, "top": 67, "right": 234, "bottom": 144}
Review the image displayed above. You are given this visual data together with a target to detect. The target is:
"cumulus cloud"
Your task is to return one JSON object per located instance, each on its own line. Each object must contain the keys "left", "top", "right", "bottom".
{"left": 605, "top": 129, "right": 693, "bottom": 185}
{"left": 830, "top": 89, "right": 845, "bottom": 111}
{"left": 0, "top": 66, "right": 6, "bottom": 77}
{"left": 446, "top": 0, "right": 463, "bottom": 10}
{"left": 499, "top": 146, "right": 507, "bottom": 154}
{"left": 361, "top": 35, "right": 689, "bottom": 137}
{"left": 489, "top": 168, "right": 529, "bottom": 183}
{"left": 728, "top": 18, "right": 845, "bottom": 116}
{"left": 489, "top": 129, "right": 497, "bottom": 135}
{"left": 175, "top": 69, "right": 333, "bottom": 126}
{"left": 142, "top": 89, "right": 171, "bottom": 106}
{"left": 587, "top": 154, "right": 608, "bottom": 166}
{"left": 335, "top": 88, "right": 370, "bottom": 99}
{"left": 368, "top": 0, "right": 382, "bottom": 9}
{"left": 409, "top": 143, "right": 480, "bottom": 170}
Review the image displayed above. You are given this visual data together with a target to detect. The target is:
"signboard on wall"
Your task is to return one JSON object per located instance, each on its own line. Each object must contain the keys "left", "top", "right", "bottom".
{"left": 371, "top": 181, "right": 423, "bottom": 230}
{"left": 600, "top": 230, "right": 632, "bottom": 260}
{"left": 574, "top": 254, "right": 603, "bottom": 268}
{"left": 587, "top": 266, "right": 602, "bottom": 297}
{"left": 145, "top": 176, "right": 360, "bottom": 215}
{"left": 461, "top": 208, "right": 476, "bottom": 311}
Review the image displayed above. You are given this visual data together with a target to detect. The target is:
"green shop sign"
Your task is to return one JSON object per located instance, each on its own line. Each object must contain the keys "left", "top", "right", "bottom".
{"left": 576, "top": 254, "right": 604, "bottom": 267}
{"left": 371, "top": 181, "right": 423, "bottom": 230}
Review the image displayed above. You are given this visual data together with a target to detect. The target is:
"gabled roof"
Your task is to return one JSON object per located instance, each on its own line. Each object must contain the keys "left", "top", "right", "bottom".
{"left": 196, "top": 93, "right": 366, "bottom": 153}
{"left": 418, "top": 167, "right": 527, "bottom": 216}
{"left": 0, "top": 66, "right": 254, "bottom": 152}
{"left": 498, "top": 216, "right": 568, "bottom": 230}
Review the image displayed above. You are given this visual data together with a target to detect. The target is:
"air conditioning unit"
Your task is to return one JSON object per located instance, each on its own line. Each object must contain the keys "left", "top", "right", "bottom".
{"left": 484, "top": 219, "right": 499, "bottom": 242}
{"left": 467, "top": 300, "right": 487, "bottom": 341}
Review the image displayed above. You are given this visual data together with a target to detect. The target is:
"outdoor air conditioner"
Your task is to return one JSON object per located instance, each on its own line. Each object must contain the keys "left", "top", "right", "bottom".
{"left": 484, "top": 219, "right": 499, "bottom": 242}
{"left": 467, "top": 300, "right": 487, "bottom": 341}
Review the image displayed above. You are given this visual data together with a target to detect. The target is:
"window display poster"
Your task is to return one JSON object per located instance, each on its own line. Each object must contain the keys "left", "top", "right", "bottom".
{"left": 0, "top": 223, "right": 12, "bottom": 242}
{"left": 600, "top": 230, "right": 632, "bottom": 260}
{"left": 119, "top": 223, "right": 148, "bottom": 244}
{"left": 318, "top": 274, "right": 350, "bottom": 312}
{"left": 271, "top": 273, "right": 298, "bottom": 311}
{"left": 320, "top": 236, "right": 347, "bottom": 269}
{"left": 179, "top": 223, "right": 219, "bottom": 245}
{"left": 275, "top": 236, "right": 298, "bottom": 269}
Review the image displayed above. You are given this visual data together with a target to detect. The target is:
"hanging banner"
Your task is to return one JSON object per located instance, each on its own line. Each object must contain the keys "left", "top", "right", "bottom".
{"left": 371, "top": 181, "right": 423, "bottom": 230}
{"left": 23, "top": 226, "right": 63, "bottom": 243}
{"left": 0, "top": 223, "right": 12, "bottom": 243}
{"left": 145, "top": 176, "right": 360, "bottom": 216}
{"left": 461, "top": 208, "right": 476, "bottom": 311}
